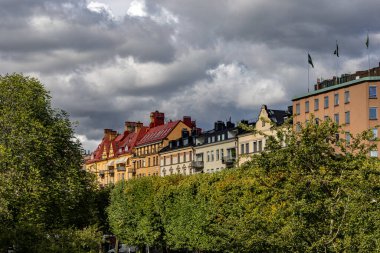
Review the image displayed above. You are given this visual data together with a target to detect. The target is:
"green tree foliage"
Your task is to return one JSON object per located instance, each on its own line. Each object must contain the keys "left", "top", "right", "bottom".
{"left": 0, "top": 74, "right": 103, "bottom": 252}
{"left": 108, "top": 118, "right": 380, "bottom": 252}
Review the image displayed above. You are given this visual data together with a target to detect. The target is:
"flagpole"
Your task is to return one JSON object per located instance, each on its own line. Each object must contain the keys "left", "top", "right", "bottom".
{"left": 367, "top": 31, "right": 370, "bottom": 77}
{"left": 308, "top": 53, "right": 310, "bottom": 92}
{"left": 335, "top": 40, "right": 338, "bottom": 84}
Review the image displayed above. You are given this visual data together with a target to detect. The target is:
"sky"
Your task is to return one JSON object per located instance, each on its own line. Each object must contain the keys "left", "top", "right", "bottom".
{"left": 1, "top": 0, "right": 379, "bottom": 152}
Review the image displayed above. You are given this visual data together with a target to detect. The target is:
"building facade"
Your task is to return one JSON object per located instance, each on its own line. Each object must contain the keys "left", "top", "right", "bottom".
{"left": 133, "top": 112, "right": 196, "bottom": 177}
{"left": 159, "top": 129, "right": 197, "bottom": 176}
{"left": 293, "top": 65, "right": 380, "bottom": 157}
{"left": 193, "top": 121, "right": 238, "bottom": 173}
{"left": 85, "top": 122, "right": 147, "bottom": 187}
{"left": 238, "top": 105, "right": 291, "bottom": 166}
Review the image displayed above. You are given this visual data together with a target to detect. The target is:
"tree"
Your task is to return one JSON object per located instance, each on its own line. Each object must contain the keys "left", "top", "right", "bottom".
{"left": 0, "top": 73, "right": 102, "bottom": 252}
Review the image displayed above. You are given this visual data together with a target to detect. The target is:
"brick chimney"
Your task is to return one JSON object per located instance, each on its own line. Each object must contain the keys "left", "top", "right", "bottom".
{"left": 135, "top": 121, "right": 144, "bottom": 133}
{"left": 104, "top": 129, "right": 118, "bottom": 141}
{"left": 149, "top": 111, "right": 165, "bottom": 128}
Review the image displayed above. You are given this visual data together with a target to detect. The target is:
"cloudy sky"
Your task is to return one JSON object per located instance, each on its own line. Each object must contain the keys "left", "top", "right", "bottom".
{"left": 1, "top": 0, "right": 379, "bottom": 151}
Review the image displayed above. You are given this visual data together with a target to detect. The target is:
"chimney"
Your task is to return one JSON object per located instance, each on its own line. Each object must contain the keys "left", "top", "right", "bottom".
{"left": 214, "top": 121, "right": 225, "bottom": 131}
{"left": 150, "top": 111, "right": 165, "bottom": 128}
{"left": 226, "top": 121, "right": 235, "bottom": 129}
{"left": 183, "top": 116, "right": 192, "bottom": 127}
{"left": 124, "top": 121, "right": 137, "bottom": 132}
{"left": 104, "top": 129, "right": 118, "bottom": 141}
{"left": 135, "top": 121, "right": 143, "bottom": 133}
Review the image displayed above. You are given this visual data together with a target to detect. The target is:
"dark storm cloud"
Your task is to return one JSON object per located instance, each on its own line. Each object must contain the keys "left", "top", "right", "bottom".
{"left": 1, "top": 0, "right": 379, "bottom": 150}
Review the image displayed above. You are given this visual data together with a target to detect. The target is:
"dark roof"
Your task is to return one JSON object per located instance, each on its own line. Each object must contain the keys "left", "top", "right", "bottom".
{"left": 159, "top": 136, "right": 195, "bottom": 154}
{"left": 266, "top": 108, "right": 291, "bottom": 125}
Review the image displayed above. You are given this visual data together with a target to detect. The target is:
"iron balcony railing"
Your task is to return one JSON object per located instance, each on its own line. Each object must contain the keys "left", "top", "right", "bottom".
{"left": 191, "top": 161, "right": 204, "bottom": 170}
{"left": 222, "top": 156, "right": 236, "bottom": 167}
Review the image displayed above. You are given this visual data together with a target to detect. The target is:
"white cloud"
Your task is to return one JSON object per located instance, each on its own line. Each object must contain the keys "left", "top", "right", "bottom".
{"left": 127, "top": 0, "right": 148, "bottom": 17}
{"left": 75, "top": 134, "right": 101, "bottom": 152}
{"left": 87, "top": 1, "right": 115, "bottom": 19}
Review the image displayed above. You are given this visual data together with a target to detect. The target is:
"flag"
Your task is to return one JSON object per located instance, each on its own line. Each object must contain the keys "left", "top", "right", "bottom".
{"left": 366, "top": 33, "right": 369, "bottom": 48}
{"left": 308, "top": 53, "right": 314, "bottom": 68}
{"left": 333, "top": 41, "right": 339, "bottom": 57}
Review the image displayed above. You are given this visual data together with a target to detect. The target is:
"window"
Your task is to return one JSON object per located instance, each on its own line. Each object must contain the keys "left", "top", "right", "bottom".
{"left": 324, "top": 115, "right": 329, "bottom": 121}
{"left": 221, "top": 149, "right": 224, "bottom": 159}
{"left": 253, "top": 141, "right": 257, "bottom": 153}
{"left": 178, "top": 153, "right": 180, "bottom": 164}
{"left": 344, "top": 91, "right": 350, "bottom": 103}
{"left": 345, "top": 111, "right": 350, "bottom": 124}
{"left": 241, "top": 144, "right": 245, "bottom": 154}
{"left": 370, "top": 150, "right": 378, "bottom": 157}
{"left": 370, "top": 107, "right": 377, "bottom": 120}
{"left": 170, "top": 155, "right": 173, "bottom": 165}
{"left": 246, "top": 143, "right": 249, "bottom": 154}
{"left": 258, "top": 140, "right": 263, "bottom": 152}
{"left": 314, "top": 98, "right": 319, "bottom": 111}
{"left": 262, "top": 120, "right": 266, "bottom": 127}
{"left": 334, "top": 93, "right": 339, "bottom": 106}
{"left": 216, "top": 149, "right": 219, "bottom": 160}
{"left": 345, "top": 132, "right": 351, "bottom": 144}
{"left": 296, "top": 103, "right": 300, "bottom": 115}
{"left": 305, "top": 101, "right": 309, "bottom": 113}
{"left": 296, "top": 122, "right": 301, "bottom": 132}
{"left": 211, "top": 151, "right": 214, "bottom": 161}
{"left": 315, "top": 118, "right": 320, "bottom": 125}
{"left": 334, "top": 113, "right": 339, "bottom": 125}
{"left": 207, "top": 151, "right": 210, "bottom": 162}
{"left": 335, "top": 133, "right": 340, "bottom": 142}
{"left": 369, "top": 86, "right": 377, "bottom": 98}
{"left": 372, "top": 128, "right": 378, "bottom": 139}
{"left": 324, "top": 96, "right": 329, "bottom": 108}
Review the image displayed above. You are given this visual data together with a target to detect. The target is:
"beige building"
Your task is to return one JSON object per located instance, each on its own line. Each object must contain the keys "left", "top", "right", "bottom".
{"left": 159, "top": 129, "right": 196, "bottom": 176}
{"left": 193, "top": 121, "right": 238, "bottom": 173}
{"left": 85, "top": 122, "right": 148, "bottom": 187}
{"left": 292, "top": 65, "right": 380, "bottom": 157}
{"left": 238, "top": 105, "right": 291, "bottom": 166}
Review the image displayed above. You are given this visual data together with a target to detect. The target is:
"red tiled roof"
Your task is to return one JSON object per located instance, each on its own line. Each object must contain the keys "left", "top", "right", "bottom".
{"left": 86, "top": 126, "right": 151, "bottom": 164}
{"left": 136, "top": 120, "right": 180, "bottom": 146}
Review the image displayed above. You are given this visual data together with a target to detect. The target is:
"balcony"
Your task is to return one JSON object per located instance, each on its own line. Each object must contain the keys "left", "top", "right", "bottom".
{"left": 191, "top": 161, "right": 204, "bottom": 171}
{"left": 222, "top": 156, "right": 236, "bottom": 168}
{"left": 117, "top": 166, "right": 126, "bottom": 172}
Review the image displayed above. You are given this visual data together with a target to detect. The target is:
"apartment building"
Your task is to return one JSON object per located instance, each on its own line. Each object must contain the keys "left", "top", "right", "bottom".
{"left": 133, "top": 111, "right": 196, "bottom": 177}
{"left": 238, "top": 105, "right": 291, "bottom": 166}
{"left": 159, "top": 128, "right": 200, "bottom": 176}
{"left": 193, "top": 121, "right": 238, "bottom": 173}
{"left": 85, "top": 122, "right": 147, "bottom": 187}
{"left": 293, "top": 65, "right": 380, "bottom": 157}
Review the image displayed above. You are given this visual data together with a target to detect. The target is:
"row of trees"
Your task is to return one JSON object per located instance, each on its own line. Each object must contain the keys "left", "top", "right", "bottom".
{"left": 108, "top": 119, "right": 380, "bottom": 252}
{"left": 0, "top": 74, "right": 110, "bottom": 252}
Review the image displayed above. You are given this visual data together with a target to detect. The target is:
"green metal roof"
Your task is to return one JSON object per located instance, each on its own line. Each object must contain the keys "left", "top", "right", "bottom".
{"left": 292, "top": 76, "right": 380, "bottom": 101}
